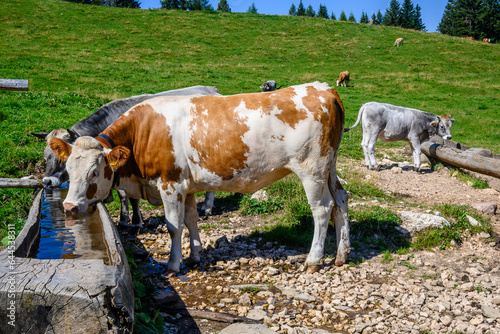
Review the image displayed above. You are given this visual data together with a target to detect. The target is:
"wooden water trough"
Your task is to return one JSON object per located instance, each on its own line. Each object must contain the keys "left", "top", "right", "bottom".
{"left": 422, "top": 136, "right": 500, "bottom": 179}
{"left": 0, "top": 187, "right": 134, "bottom": 333}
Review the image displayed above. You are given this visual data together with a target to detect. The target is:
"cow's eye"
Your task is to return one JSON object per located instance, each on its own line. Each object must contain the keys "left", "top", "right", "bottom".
{"left": 91, "top": 170, "right": 99, "bottom": 179}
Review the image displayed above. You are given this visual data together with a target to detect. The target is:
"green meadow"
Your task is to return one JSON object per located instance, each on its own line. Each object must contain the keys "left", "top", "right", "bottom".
{"left": 1, "top": 0, "right": 498, "bottom": 243}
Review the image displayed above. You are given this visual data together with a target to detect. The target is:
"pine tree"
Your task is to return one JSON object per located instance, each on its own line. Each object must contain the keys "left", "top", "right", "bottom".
{"left": 217, "top": 0, "right": 230, "bottom": 12}
{"left": 305, "top": 5, "right": 316, "bottom": 17}
{"left": 479, "top": 0, "right": 500, "bottom": 41}
{"left": 438, "top": 0, "right": 483, "bottom": 38}
{"left": 413, "top": 4, "right": 426, "bottom": 31}
{"left": 400, "top": 0, "right": 415, "bottom": 29}
{"left": 348, "top": 12, "right": 356, "bottom": 22}
{"left": 360, "top": 11, "right": 369, "bottom": 24}
{"left": 317, "top": 4, "right": 328, "bottom": 19}
{"left": 114, "top": 0, "right": 140, "bottom": 8}
{"left": 383, "top": 0, "right": 401, "bottom": 26}
{"left": 289, "top": 3, "right": 297, "bottom": 16}
{"left": 189, "top": 0, "right": 213, "bottom": 11}
{"left": 331, "top": 12, "right": 337, "bottom": 20}
{"left": 296, "top": 0, "right": 306, "bottom": 16}
{"left": 439, "top": 0, "right": 500, "bottom": 40}
{"left": 161, "top": 0, "right": 182, "bottom": 9}
{"left": 339, "top": 10, "right": 347, "bottom": 21}
{"left": 376, "top": 10, "right": 384, "bottom": 25}
{"left": 247, "top": 2, "right": 258, "bottom": 13}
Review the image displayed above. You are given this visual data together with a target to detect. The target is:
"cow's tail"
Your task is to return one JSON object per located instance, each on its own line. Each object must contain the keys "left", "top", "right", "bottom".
{"left": 344, "top": 104, "right": 365, "bottom": 133}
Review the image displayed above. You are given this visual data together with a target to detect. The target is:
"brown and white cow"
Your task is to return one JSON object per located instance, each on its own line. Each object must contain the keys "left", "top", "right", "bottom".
{"left": 483, "top": 38, "right": 491, "bottom": 43}
{"left": 49, "top": 82, "right": 350, "bottom": 275}
{"left": 336, "top": 71, "right": 350, "bottom": 87}
{"left": 394, "top": 37, "right": 404, "bottom": 47}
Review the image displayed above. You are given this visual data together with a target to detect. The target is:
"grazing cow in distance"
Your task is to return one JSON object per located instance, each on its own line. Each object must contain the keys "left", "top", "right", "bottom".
{"left": 466, "top": 36, "right": 474, "bottom": 40}
{"left": 394, "top": 37, "right": 404, "bottom": 47}
{"left": 336, "top": 71, "right": 350, "bottom": 87}
{"left": 49, "top": 82, "right": 350, "bottom": 275}
{"left": 344, "top": 102, "right": 455, "bottom": 171}
{"left": 260, "top": 80, "right": 281, "bottom": 92}
{"left": 32, "top": 86, "right": 221, "bottom": 225}
{"left": 483, "top": 38, "right": 491, "bottom": 43}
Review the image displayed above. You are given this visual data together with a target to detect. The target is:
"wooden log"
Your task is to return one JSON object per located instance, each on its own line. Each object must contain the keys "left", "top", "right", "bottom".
{"left": 0, "top": 177, "right": 42, "bottom": 188}
{"left": 0, "top": 79, "right": 29, "bottom": 91}
{"left": 421, "top": 141, "right": 500, "bottom": 179}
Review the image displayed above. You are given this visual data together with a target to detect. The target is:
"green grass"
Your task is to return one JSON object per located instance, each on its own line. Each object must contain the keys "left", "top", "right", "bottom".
{"left": 412, "top": 204, "right": 492, "bottom": 250}
{"left": 1, "top": 0, "right": 499, "bottom": 244}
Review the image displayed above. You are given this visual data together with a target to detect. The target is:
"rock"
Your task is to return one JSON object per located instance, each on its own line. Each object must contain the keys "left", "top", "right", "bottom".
{"left": 482, "top": 305, "right": 500, "bottom": 319}
{"left": 239, "top": 293, "right": 252, "bottom": 306}
{"left": 398, "top": 211, "right": 450, "bottom": 237}
{"left": 441, "top": 315, "right": 452, "bottom": 326}
{"left": 251, "top": 189, "right": 269, "bottom": 202}
{"left": 466, "top": 215, "right": 480, "bottom": 226}
{"left": 471, "top": 202, "right": 497, "bottom": 215}
{"left": 247, "top": 308, "right": 267, "bottom": 321}
{"left": 153, "top": 290, "right": 179, "bottom": 304}
{"left": 219, "top": 323, "right": 277, "bottom": 334}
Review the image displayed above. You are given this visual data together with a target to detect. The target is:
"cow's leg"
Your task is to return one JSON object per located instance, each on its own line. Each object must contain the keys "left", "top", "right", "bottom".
{"left": 299, "top": 176, "right": 335, "bottom": 273}
{"left": 162, "top": 190, "right": 187, "bottom": 276}
{"left": 200, "top": 191, "right": 215, "bottom": 216}
{"left": 184, "top": 194, "right": 203, "bottom": 265}
{"left": 130, "top": 197, "right": 143, "bottom": 226}
{"left": 361, "top": 133, "right": 372, "bottom": 168}
{"left": 116, "top": 190, "right": 131, "bottom": 224}
{"left": 409, "top": 140, "right": 422, "bottom": 171}
{"left": 362, "top": 130, "right": 379, "bottom": 169}
{"left": 332, "top": 176, "right": 350, "bottom": 266}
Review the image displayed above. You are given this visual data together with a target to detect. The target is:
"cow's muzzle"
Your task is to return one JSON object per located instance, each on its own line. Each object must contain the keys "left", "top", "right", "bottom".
{"left": 63, "top": 203, "right": 80, "bottom": 214}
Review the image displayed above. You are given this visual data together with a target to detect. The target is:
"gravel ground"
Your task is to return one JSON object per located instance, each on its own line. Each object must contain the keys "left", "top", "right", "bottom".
{"left": 123, "top": 152, "right": 500, "bottom": 334}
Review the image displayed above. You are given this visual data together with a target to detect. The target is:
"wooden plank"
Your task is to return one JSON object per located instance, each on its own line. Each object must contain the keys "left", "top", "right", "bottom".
{"left": 422, "top": 141, "right": 500, "bottom": 179}
{"left": 0, "top": 79, "right": 29, "bottom": 91}
{"left": 0, "top": 178, "right": 42, "bottom": 188}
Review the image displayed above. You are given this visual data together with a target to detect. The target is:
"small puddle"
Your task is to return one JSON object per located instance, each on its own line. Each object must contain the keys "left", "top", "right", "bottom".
{"left": 27, "top": 185, "right": 110, "bottom": 264}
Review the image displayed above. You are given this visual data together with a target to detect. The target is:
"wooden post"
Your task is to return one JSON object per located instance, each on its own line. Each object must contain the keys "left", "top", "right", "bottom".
{"left": 421, "top": 141, "right": 500, "bottom": 179}
{"left": 0, "top": 79, "right": 29, "bottom": 91}
{"left": 0, "top": 178, "right": 42, "bottom": 188}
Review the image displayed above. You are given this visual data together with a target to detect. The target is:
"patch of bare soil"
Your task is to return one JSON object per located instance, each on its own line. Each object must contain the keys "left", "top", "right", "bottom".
{"left": 340, "top": 146, "right": 500, "bottom": 237}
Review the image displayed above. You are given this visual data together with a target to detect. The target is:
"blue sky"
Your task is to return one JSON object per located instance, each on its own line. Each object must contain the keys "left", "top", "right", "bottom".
{"left": 139, "top": 0, "right": 449, "bottom": 32}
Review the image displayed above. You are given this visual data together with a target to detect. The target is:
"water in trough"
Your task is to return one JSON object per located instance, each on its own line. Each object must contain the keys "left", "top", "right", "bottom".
{"left": 28, "top": 184, "right": 111, "bottom": 264}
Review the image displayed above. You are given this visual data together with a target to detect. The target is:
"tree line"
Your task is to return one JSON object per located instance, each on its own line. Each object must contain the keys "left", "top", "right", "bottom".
{"left": 288, "top": 0, "right": 425, "bottom": 31}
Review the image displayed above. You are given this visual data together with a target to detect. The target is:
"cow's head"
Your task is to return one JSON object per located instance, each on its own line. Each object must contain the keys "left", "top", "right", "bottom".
{"left": 49, "top": 136, "right": 130, "bottom": 214}
{"left": 260, "top": 80, "right": 277, "bottom": 92}
{"left": 32, "top": 129, "right": 79, "bottom": 187}
{"left": 430, "top": 114, "right": 455, "bottom": 140}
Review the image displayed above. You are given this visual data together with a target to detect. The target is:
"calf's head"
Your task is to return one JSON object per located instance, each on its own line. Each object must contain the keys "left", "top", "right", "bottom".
{"left": 32, "top": 129, "right": 79, "bottom": 187}
{"left": 49, "top": 136, "right": 130, "bottom": 214}
{"left": 430, "top": 114, "right": 455, "bottom": 140}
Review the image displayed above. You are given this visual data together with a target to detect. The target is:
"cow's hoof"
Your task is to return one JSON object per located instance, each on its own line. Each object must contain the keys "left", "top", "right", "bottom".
{"left": 306, "top": 265, "right": 321, "bottom": 274}
{"left": 184, "top": 257, "right": 200, "bottom": 267}
{"left": 334, "top": 259, "right": 346, "bottom": 266}
{"left": 163, "top": 270, "right": 179, "bottom": 278}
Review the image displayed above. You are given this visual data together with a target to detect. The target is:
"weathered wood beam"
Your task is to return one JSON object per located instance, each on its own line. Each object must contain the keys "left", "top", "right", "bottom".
{"left": 421, "top": 141, "right": 500, "bottom": 179}
{"left": 0, "top": 79, "right": 29, "bottom": 91}
{"left": 0, "top": 178, "right": 42, "bottom": 188}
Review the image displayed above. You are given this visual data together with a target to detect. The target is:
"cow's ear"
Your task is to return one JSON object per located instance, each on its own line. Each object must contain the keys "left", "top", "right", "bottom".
{"left": 49, "top": 138, "right": 72, "bottom": 163}
{"left": 450, "top": 117, "right": 455, "bottom": 124}
{"left": 106, "top": 146, "right": 130, "bottom": 171}
{"left": 430, "top": 119, "right": 439, "bottom": 128}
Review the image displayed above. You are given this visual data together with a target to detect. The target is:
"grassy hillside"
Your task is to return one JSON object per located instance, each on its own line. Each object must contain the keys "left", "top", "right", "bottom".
{"left": 1, "top": 0, "right": 498, "bottom": 239}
